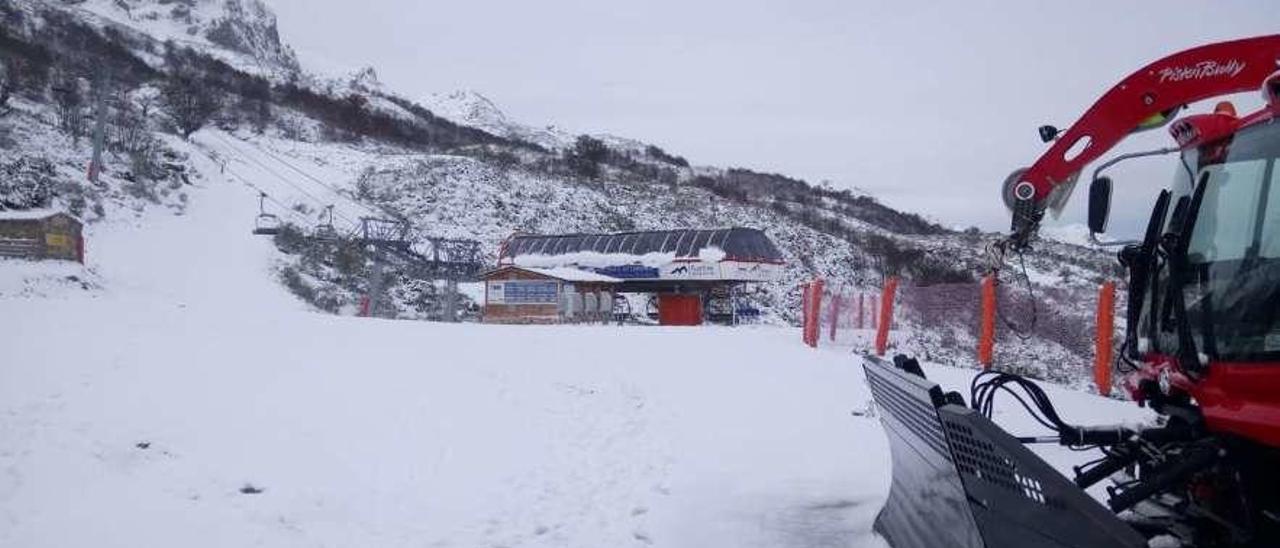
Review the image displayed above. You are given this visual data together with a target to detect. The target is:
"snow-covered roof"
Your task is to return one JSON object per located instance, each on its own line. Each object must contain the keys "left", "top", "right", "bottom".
{"left": 489, "top": 266, "right": 622, "bottom": 283}
{"left": 500, "top": 228, "right": 783, "bottom": 266}
{"left": 528, "top": 267, "right": 622, "bottom": 283}
{"left": 0, "top": 209, "right": 78, "bottom": 222}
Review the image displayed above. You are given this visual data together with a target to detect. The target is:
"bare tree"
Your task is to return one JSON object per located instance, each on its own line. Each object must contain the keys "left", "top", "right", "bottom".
{"left": 0, "top": 63, "right": 13, "bottom": 117}
{"left": 110, "top": 90, "right": 158, "bottom": 179}
{"left": 135, "top": 87, "right": 160, "bottom": 119}
{"left": 51, "top": 74, "right": 87, "bottom": 142}
{"left": 162, "top": 73, "right": 220, "bottom": 139}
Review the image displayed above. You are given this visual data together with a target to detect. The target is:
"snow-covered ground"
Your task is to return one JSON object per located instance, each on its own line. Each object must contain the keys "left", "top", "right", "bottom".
{"left": 0, "top": 131, "right": 1152, "bottom": 547}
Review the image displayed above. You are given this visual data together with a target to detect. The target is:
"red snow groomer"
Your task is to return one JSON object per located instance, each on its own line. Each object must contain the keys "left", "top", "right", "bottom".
{"left": 867, "top": 36, "right": 1280, "bottom": 548}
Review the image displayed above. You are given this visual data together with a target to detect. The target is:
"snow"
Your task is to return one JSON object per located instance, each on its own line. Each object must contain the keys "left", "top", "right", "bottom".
{"left": 0, "top": 208, "right": 72, "bottom": 221}
{"left": 0, "top": 257, "right": 97, "bottom": 298}
{"left": 422, "top": 90, "right": 575, "bottom": 151}
{"left": 697, "top": 246, "right": 727, "bottom": 263}
{"left": 519, "top": 266, "right": 623, "bottom": 283}
{"left": 419, "top": 89, "right": 688, "bottom": 161}
{"left": 0, "top": 133, "right": 1153, "bottom": 546}
{"left": 515, "top": 250, "right": 679, "bottom": 270}
{"left": 1040, "top": 222, "right": 1130, "bottom": 248}
{"left": 61, "top": 0, "right": 299, "bottom": 79}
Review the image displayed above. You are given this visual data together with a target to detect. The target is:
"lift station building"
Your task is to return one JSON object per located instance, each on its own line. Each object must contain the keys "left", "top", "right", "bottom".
{"left": 484, "top": 227, "right": 785, "bottom": 325}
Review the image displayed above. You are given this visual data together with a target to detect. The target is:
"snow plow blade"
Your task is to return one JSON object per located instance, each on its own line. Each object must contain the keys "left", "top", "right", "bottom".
{"left": 862, "top": 355, "right": 1145, "bottom": 548}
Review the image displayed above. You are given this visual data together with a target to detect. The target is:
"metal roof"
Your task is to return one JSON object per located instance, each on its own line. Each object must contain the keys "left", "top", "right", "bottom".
{"left": 499, "top": 228, "right": 784, "bottom": 264}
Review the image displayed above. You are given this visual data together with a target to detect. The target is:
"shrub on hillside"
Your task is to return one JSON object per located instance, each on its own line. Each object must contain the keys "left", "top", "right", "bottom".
{"left": 0, "top": 157, "right": 56, "bottom": 210}
{"left": 162, "top": 71, "right": 221, "bottom": 139}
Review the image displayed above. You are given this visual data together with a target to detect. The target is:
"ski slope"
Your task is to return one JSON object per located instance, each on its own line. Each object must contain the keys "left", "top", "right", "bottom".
{"left": 0, "top": 131, "right": 1152, "bottom": 547}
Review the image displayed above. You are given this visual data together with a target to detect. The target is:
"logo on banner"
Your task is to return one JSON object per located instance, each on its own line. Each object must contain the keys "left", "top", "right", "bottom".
{"left": 663, "top": 262, "right": 719, "bottom": 279}
{"left": 1157, "top": 60, "right": 1246, "bottom": 83}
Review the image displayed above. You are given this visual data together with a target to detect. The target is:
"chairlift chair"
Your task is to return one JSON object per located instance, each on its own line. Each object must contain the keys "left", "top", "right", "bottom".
{"left": 252, "top": 192, "right": 282, "bottom": 236}
{"left": 612, "top": 294, "right": 632, "bottom": 324}
{"left": 313, "top": 204, "right": 338, "bottom": 240}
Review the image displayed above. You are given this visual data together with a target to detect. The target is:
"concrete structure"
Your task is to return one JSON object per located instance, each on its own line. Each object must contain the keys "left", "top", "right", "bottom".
{"left": 481, "top": 266, "right": 621, "bottom": 324}
{"left": 0, "top": 210, "right": 84, "bottom": 263}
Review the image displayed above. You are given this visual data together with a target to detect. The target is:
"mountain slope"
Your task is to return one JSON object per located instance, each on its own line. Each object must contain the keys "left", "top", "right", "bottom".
{"left": 422, "top": 89, "right": 574, "bottom": 151}
{"left": 61, "top": 0, "right": 300, "bottom": 78}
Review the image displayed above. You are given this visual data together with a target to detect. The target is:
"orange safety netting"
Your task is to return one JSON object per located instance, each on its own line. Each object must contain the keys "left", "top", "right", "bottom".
{"left": 801, "top": 276, "right": 1123, "bottom": 395}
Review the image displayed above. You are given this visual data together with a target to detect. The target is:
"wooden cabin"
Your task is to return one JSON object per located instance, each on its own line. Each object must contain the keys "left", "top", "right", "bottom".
{"left": 0, "top": 210, "right": 84, "bottom": 263}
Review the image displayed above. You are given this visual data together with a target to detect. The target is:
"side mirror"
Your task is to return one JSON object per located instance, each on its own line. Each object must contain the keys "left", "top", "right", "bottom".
{"left": 1038, "top": 125, "right": 1060, "bottom": 143}
{"left": 1088, "top": 177, "right": 1113, "bottom": 234}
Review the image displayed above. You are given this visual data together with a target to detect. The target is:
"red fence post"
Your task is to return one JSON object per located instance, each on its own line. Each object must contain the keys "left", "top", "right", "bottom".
{"left": 978, "top": 274, "right": 996, "bottom": 369}
{"left": 1095, "top": 281, "right": 1116, "bottom": 397}
{"left": 874, "top": 277, "right": 899, "bottom": 356}
{"left": 802, "top": 279, "right": 825, "bottom": 348}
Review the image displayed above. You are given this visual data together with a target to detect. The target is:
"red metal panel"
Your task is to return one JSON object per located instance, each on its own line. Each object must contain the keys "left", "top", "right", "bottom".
{"left": 1019, "top": 35, "right": 1280, "bottom": 204}
{"left": 1127, "top": 357, "right": 1280, "bottom": 448}
{"left": 658, "top": 294, "right": 703, "bottom": 326}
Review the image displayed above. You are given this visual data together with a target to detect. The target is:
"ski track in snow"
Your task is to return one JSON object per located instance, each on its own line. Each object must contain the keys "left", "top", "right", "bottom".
{"left": 0, "top": 130, "right": 1150, "bottom": 547}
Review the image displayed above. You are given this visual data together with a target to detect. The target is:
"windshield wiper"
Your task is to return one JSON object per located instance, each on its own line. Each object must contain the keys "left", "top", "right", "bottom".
{"left": 1162, "top": 177, "right": 1211, "bottom": 376}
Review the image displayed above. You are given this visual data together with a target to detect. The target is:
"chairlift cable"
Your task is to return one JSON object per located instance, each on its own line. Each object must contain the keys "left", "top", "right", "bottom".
{"left": 224, "top": 165, "right": 310, "bottom": 224}
{"left": 210, "top": 132, "right": 354, "bottom": 225}
{"left": 215, "top": 131, "right": 387, "bottom": 223}
{"left": 241, "top": 139, "right": 384, "bottom": 218}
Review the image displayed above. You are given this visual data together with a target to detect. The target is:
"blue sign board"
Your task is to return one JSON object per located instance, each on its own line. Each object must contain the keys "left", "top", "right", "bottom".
{"left": 503, "top": 280, "right": 558, "bottom": 304}
{"left": 595, "top": 265, "right": 660, "bottom": 279}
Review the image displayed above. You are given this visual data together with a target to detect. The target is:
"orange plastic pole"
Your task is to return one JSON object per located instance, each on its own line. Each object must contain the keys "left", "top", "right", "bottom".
{"left": 874, "top": 277, "right": 899, "bottom": 356}
{"left": 1095, "top": 281, "right": 1116, "bottom": 397}
{"left": 978, "top": 274, "right": 996, "bottom": 369}
{"left": 803, "top": 279, "right": 825, "bottom": 348}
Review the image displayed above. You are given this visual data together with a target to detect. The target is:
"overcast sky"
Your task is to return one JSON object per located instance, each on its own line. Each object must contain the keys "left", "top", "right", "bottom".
{"left": 265, "top": 0, "right": 1279, "bottom": 236}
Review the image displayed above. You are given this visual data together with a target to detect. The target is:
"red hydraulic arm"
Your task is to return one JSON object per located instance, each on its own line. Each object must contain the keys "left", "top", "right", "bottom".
{"left": 1007, "top": 35, "right": 1280, "bottom": 236}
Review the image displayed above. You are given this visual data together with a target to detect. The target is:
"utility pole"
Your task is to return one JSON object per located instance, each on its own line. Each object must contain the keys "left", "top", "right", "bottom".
{"left": 365, "top": 244, "right": 384, "bottom": 318}
{"left": 443, "top": 278, "right": 459, "bottom": 323}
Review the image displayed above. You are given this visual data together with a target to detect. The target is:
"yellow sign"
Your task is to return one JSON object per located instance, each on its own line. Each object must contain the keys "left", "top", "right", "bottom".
{"left": 45, "top": 233, "right": 70, "bottom": 250}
